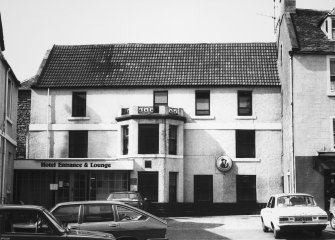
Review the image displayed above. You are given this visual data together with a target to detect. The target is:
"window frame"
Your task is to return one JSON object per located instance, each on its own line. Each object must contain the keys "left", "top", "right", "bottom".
{"left": 332, "top": 117, "right": 335, "bottom": 150}
{"left": 6, "top": 78, "right": 13, "bottom": 119}
{"left": 69, "top": 131, "right": 88, "bottom": 158}
{"left": 72, "top": 92, "right": 87, "bottom": 117}
{"left": 236, "top": 130, "right": 255, "bottom": 158}
{"left": 153, "top": 91, "right": 168, "bottom": 111}
{"left": 195, "top": 90, "right": 210, "bottom": 116}
{"left": 237, "top": 91, "right": 252, "bottom": 116}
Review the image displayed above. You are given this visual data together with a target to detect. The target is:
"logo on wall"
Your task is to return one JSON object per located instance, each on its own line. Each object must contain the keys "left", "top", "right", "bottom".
{"left": 216, "top": 155, "right": 233, "bottom": 172}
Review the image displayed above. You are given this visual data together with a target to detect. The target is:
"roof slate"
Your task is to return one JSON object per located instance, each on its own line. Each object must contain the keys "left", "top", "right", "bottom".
{"left": 35, "top": 43, "right": 280, "bottom": 88}
{"left": 290, "top": 9, "right": 335, "bottom": 53}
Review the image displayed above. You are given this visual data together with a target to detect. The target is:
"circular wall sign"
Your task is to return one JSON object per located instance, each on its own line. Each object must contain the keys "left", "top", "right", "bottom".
{"left": 216, "top": 155, "right": 233, "bottom": 172}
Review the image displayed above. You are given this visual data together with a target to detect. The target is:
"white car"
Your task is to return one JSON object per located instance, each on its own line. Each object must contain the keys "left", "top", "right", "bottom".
{"left": 260, "top": 193, "right": 328, "bottom": 239}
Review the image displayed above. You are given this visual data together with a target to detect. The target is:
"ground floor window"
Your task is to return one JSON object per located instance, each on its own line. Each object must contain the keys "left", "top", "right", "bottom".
{"left": 194, "top": 175, "right": 213, "bottom": 203}
{"left": 138, "top": 171, "right": 158, "bottom": 202}
{"left": 169, "top": 172, "right": 178, "bottom": 203}
{"left": 236, "top": 175, "right": 256, "bottom": 203}
{"left": 14, "top": 170, "right": 129, "bottom": 208}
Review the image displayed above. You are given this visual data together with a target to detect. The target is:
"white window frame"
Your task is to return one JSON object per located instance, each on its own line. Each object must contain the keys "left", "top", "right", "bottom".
{"left": 327, "top": 56, "right": 335, "bottom": 96}
{"left": 6, "top": 78, "right": 13, "bottom": 120}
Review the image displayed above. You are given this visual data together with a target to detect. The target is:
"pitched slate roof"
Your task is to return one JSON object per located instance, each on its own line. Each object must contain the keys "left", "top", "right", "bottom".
{"left": 290, "top": 9, "right": 335, "bottom": 53}
{"left": 35, "top": 43, "right": 280, "bottom": 88}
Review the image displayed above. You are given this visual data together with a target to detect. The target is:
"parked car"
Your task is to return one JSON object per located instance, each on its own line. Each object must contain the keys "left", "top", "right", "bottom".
{"left": 0, "top": 204, "right": 115, "bottom": 240}
{"left": 260, "top": 193, "right": 328, "bottom": 239}
{"left": 50, "top": 200, "right": 167, "bottom": 240}
{"left": 107, "top": 191, "right": 148, "bottom": 210}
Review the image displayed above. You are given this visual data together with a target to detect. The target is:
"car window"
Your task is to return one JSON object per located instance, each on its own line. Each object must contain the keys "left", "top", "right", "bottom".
{"left": 277, "top": 195, "right": 316, "bottom": 207}
{"left": 52, "top": 205, "right": 80, "bottom": 223}
{"left": 2, "top": 210, "right": 53, "bottom": 234}
{"left": 128, "top": 193, "right": 138, "bottom": 199}
{"left": 83, "top": 204, "right": 114, "bottom": 223}
{"left": 116, "top": 206, "right": 148, "bottom": 221}
{"left": 266, "top": 197, "right": 273, "bottom": 208}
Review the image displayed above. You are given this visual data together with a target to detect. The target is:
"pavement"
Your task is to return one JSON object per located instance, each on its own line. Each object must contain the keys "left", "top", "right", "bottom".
{"left": 165, "top": 215, "right": 335, "bottom": 240}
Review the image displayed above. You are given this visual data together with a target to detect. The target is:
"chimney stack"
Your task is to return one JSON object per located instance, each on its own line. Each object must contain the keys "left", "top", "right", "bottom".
{"left": 280, "top": 0, "right": 296, "bottom": 16}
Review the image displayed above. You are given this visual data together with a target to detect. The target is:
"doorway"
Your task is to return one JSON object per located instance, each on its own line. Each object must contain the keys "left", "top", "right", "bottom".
{"left": 194, "top": 175, "right": 213, "bottom": 203}
{"left": 138, "top": 172, "right": 158, "bottom": 202}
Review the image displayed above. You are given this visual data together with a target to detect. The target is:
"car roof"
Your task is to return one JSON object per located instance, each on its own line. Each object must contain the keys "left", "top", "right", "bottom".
{"left": 0, "top": 205, "right": 45, "bottom": 210}
{"left": 271, "top": 193, "right": 313, "bottom": 198}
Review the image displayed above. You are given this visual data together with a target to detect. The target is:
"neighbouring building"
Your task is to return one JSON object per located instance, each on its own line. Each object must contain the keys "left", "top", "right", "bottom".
{"left": 14, "top": 43, "right": 282, "bottom": 214}
{"left": 0, "top": 13, "right": 20, "bottom": 204}
{"left": 277, "top": 0, "right": 335, "bottom": 209}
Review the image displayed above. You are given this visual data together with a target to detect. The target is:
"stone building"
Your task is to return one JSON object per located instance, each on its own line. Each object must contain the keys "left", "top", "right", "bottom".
{"left": 0, "top": 13, "right": 20, "bottom": 204}
{"left": 14, "top": 43, "right": 282, "bottom": 214}
{"left": 277, "top": 0, "right": 335, "bottom": 209}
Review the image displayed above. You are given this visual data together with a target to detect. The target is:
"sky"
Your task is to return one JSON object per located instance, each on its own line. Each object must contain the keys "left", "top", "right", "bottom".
{"left": 1, "top": 0, "right": 335, "bottom": 81}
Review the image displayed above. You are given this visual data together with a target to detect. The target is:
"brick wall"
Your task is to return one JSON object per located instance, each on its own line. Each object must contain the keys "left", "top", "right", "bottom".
{"left": 17, "top": 90, "right": 31, "bottom": 159}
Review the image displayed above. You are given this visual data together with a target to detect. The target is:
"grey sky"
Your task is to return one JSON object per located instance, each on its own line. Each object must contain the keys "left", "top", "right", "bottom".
{"left": 1, "top": 0, "right": 335, "bottom": 81}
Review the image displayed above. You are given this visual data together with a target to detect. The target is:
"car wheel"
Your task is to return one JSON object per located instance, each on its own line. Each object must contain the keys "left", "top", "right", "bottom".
{"left": 273, "top": 228, "right": 281, "bottom": 239}
{"left": 315, "top": 230, "right": 322, "bottom": 238}
{"left": 261, "top": 219, "right": 269, "bottom": 232}
{"left": 331, "top": 216, "right": 335, "bottom": 230}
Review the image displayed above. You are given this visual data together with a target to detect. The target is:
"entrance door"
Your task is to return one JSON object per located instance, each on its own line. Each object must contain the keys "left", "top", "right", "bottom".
{"left": 138, "top": 172, "right": 158, "bottom": 202}
{"left": 194, "top": 175, "right": 213, "bottom": 203}
{"left": 56, "top": 171, "right": 88, "bottom": 203}
{"left": 236, "top": 175, "right": 256, "bottom": 203}
{"left": 324, "top": 171, "right": 335, "bottom": 210}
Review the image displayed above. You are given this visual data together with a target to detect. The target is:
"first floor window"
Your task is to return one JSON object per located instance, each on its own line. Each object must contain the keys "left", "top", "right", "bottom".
{"left": 236, "top": 130, "right": 255, "bottom": 158}
{"left": 195, "top": 90, "right": 210, "bottom": 116}
{"left": 154, "top": 91, "right": 168, "bottom": 113}
{"left": 330, "top": 59, "right": 335, "bottom": 92}
{"left": 138, "top": 124, "right": 159, "bottom": 154}
{"left": 122, "top": 125, "right": 129, "bottom": 155}
{"left": 69, "top": 131, "right": 88, "bottom": 158}
{"left": 238, "top": 91, "right": 252, "bottom": 116}
{"left": 333, "top": 119, "right": 335, "bottom": 149}
{"left": 169, "top": 125, "right": 177, "bottom": 155}
{"left": 72, "top": 92, "right": 86, "bottom": 117}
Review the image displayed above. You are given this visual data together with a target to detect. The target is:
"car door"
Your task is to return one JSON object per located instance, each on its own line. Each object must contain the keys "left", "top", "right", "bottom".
{"left": 78, "top": 203, "right": 121, "bottom": 238}
{"left": 0, "top": 209, "right": 64, "bottom": 240}
{"left": 115, "top": 205, "right": 159, "bottom": 240}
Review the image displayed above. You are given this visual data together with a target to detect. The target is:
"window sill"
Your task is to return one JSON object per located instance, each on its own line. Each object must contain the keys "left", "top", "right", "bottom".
{"left": 233, "top": 158, "right": 260, "bottom": 162}
{"left": 327, "top": 92, "right": 335, "bottom": 97}
{"left": 67, "top": 117, "right": 90, "bottom": 121}
{"left": 235, "top": 116, "right": 257, "bottom": 120}
{"left": 191, "top": 115, "right": 215, "bottom": 120}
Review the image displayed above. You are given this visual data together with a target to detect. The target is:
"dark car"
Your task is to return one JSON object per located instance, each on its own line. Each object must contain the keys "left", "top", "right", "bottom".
{"left": 50, "top": 200, "right": 167, "bottom": 240}
{"left": 0, "top": 204, "right": 115, "bottom": 240}
{"left": 107, "top": 191, "right": 147, "bottom": 210}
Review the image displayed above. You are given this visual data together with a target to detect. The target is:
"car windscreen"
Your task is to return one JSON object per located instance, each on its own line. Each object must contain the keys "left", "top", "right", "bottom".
{"left": 109, "top": 193, "right": 129, "bottom": 199}
{"left": 43, "top": 209, "right": 65, "bottom": 233}
{"left": 277, "top": 195, "right": 316, "bottom": 207}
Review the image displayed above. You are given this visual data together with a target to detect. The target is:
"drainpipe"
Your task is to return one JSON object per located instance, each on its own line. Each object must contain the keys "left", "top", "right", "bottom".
{"left": 1, "top": 68, "right": 10, "bottom": 204}
{"left": 46, "top": 88, "right": 50, "bottom": 158}
{"left": 289, "top": 52, "right": 296, "bottom": 193}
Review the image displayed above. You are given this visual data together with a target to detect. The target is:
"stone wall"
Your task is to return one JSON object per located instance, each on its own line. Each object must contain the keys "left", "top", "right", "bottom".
{"left": 17, "top": 90, "right": 31, "bottom": 159}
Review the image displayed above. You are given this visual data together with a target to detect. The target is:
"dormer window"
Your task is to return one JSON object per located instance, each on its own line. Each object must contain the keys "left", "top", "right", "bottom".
{"left": 321, "top": 14, "right": 335, "bottom": 40}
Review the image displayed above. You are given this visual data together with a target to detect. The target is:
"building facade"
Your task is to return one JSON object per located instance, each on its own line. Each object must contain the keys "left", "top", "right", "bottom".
{"left": 277, "top": 0, "right": 335, "bottom": 209}
{"left": 0, "top": 13, "right": 20, "bottom": 204}
{"left": 14, "top": 43, "right": 282, "bottom": 213}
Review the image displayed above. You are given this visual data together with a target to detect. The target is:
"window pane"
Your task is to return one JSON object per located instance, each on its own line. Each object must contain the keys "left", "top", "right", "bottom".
{"left": 236, "top": 130, "right": 255, "bottom": 158}
{"left": 83, "top": 204, "right": 114, "bottom": 222}
{"left": 169, "top": 125, "right": 177, "bottom": 155}
{"left": 116, "top": 206, "right": 148, "bottom": 221}
{"left": 122, "top": 126, "right": 129, "bottom": 155}
{"left": 138, "top": 125, "right": 159, "bottom": 154}
{"left": 154, "top": 91, "right": 168, "bottom": 105}
{"left": 69, "top": 131, "right": 88, "bottom": 158}
{"left": 331, "top": 77, "right": 335, "bottom": 92}
{"left": 52, "top": 205, "right": 80, "bottom": 223}
{"left": 72, "top": 92, "right": 86, "bottom": 117}
{"left": 238, "top": 91, "right": 252, "bottom": 116}
{"left": 196, "top": 91, "right": 210, "bottom": 115}
{"left": 331, "top": 61, "right": 335, "bottom": 75}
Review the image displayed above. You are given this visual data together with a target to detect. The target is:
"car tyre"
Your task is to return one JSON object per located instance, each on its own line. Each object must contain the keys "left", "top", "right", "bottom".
{"left": 314, "top": 230, "right": 322, "bottom": 238}
{"left": 331, "top": 215, "right": 335, "bottom": 230}
{"left": 273, "top": 228, "right": 281, "bottom": 239}
{"left": 261, "top": 219, "right": 269, "bottom": 232}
